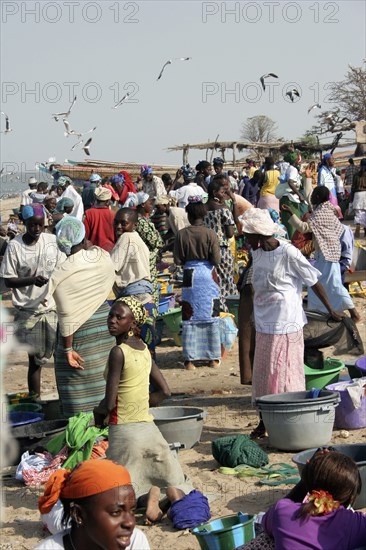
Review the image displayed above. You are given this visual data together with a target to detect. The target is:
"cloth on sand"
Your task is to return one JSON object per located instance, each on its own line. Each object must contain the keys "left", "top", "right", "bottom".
{"left": 107, "top": 421, "right": 193, "bottom": 499}
{"left": 170, "top": 490, "right": 211, "bottom": 530}
{"left": 46, "top": 412, "right": 108, "bottom": 471}
{"left": 212, "top": 435, "right": 269, "bottom": 468}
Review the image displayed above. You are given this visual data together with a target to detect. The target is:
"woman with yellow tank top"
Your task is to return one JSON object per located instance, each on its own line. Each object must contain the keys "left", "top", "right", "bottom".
{"left": 93, "top": 297, "right": 194, "bottom": 524}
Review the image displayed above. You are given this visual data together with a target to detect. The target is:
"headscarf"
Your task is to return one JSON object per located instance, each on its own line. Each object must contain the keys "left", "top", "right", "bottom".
{"left": 22, "top": 203, "right": 45, "bottom": 220}
{"left": 136, "top": 191, "right": 149, "bottom": 205}
{"left": 116, "top": 297, "right": 147, "bottom": 326}
{"left": 181, "top": 164, "right": 196, "bottom": 181}
{"left": 155, "top": 195, "right": 170, "bottom": 205}
{"left": 308, "top": 201, "right": 343, "bottom": 262}
{"left": 322, "top": 153, "right": 332, "bottom": 163}
{"left": 38, "top": 459, "right": 131, "bottom": 514}
{"left": 89, "top": 173, "right": 101, "bottom": 183}
{"left": 188, "top": 195, "right": 203, "bottom": 204}
{"left": 110, "top": 174, "right": 125, "bottom": 185}
{"left": 94, "top": 187, "right": 112, "bottom": 201}
{"left": 140, "top": 165, "right": 153, "bottom": 177}
{"left": 54, "top": 197, "right": 74, "bottom": 213}
{"left": 213, "top": 157, "right": 224, "bottom": 166}
{"left": 55, "top": 216, "right": 86, "bottom": 255}
{"left": 283, "top": 151, "right": 298, "bottom": 165}
{"left": 123, "top": 193, "right": 138, "bottom": 208}
{"left": 57, "top": 175, "right": 73, "bottom": 187}
{"left": 240, "top": 208, "right": 286, "bottom": 237}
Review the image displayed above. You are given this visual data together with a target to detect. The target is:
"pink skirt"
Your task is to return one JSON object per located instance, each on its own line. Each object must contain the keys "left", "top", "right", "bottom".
{"left": 252, "top": 331, "right": 305, "bottom": 402}
{"left": 257, "top": 194, "right": 280, "bottom": 213}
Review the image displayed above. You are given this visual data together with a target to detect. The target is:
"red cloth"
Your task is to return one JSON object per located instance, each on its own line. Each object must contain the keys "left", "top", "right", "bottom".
{"left": 83, "top": 207, "right": 116, "bottom": 252}
{"left": 118, "top": 170, "right": 137, "bottom": 205}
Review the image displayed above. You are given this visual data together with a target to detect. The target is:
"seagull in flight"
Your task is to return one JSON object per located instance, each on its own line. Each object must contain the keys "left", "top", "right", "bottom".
{"left": 156, "top": 57, "right": 192, "bottom": 81}
{"left": 308, "top": 103, "right": 321, "bottom": 114}
{"left": 112, "top": 92, "right": 131, "bottom": 109}
{"left": 52, "top": 96, "right": 77, "bottom": 122}
{"left": 260, "top": 73, "right": 278, "bottom": 91}
{"left": 71, "top": 140, "right": 83, "bottom": 151}
{"left": 83, "top": 138, "right": 92, "bottom": 156}
{"left": 63, "top": 119, "right": 96, "bottom": 138}
{"left": 1, "top": 112, "right": 12, "bottom": 133}
{"left": 286, "top": 89, "right": 300, "bottom": 102}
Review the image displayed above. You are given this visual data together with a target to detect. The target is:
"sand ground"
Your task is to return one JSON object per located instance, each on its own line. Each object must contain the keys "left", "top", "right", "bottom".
{"left": 0, "top": 196, "right": 366, "bottom": 549}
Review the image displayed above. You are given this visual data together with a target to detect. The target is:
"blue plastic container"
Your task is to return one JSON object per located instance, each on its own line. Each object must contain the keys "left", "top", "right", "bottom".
{"left": 192, "top": 512, "right": 255, "bottom": 550}
{"left": 9, "top": 411, "right": 45, "bottom": 427}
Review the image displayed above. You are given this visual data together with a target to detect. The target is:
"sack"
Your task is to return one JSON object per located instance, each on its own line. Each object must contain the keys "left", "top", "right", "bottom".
{"left": 275, "top": 182, "right": 290, "bottom": 199}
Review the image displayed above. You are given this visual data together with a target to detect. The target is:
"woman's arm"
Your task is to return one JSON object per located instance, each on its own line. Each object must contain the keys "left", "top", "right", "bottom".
{"left": 209, "top": 234, "right": 221, "bottom": 266}
{"left": 62, "top": 334, "right": 85, "bottom": 370}
{"left": 149, "top": 361, "right": 171, "bottom": 407}
{"left": 94, "top": 346, "right": 123, "bottom": 426}
{"left": 5, "top": 276, "right": 48, "bottom": 288}
{"left": 281, "top": 205, "right": 312, "bottom": 233}
{"left": 288, "top": 180, "right": 305, "bottom": 202}
{"left": 310, "top": 281, "right": 344, "bottom": 321}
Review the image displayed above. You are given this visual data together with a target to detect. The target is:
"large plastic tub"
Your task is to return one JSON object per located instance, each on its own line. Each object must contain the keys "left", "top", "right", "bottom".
{"left": 304, "top": 358, "right": 344, "bottom": 390}
{"left": 192, "top": 513, "right": 255, "bottom": 550}
{"left": 149, "top": 406, "right": 207, "bottom": 449}
{"left": 326, "top": 379, "right": 366, "bottom": 430}
{"left": 8, "top": 403, "right": 42, "bottom": 413}
{"left": 355, "top": 356, "right": 366, "bottom": 376}
{"left": 225, "top": 295, "right": 240, "bottom": 326}
{"left": 292, "top": 444, "right": 366, "bottom": 509}
{"left": 9, "top": 411, "right": 44, "bottom": 426}
{"left": 256, "top": 391, "right": 340, "bottom": 451}
{"left": 6, "top": 391, "right": 38, "bottom": 405}
{"left": 161, "top": 307, "right": 182, "bottom": 333}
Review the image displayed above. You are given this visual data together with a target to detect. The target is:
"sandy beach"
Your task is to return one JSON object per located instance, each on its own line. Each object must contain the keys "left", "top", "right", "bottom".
{"left": 1, "top": 196, "right": 366, "bottom": 550}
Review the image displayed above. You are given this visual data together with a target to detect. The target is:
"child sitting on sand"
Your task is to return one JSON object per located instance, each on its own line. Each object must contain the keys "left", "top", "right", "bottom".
{"left": 93, "top": 297, "right": 194, "bottom": 523}
{"left": 240, "top": 448, "right": 366, "bottom": 550}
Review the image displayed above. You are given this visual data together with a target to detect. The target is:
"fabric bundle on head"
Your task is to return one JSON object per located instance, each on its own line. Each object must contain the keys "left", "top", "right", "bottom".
{"left": 22, "top": 203, "right": 45, "bottom": 220}
{"left": 110, "top": 174, "right": 125, "bottom": 185}
{"left": 140, "top": 165, "right": 153, "bottom": 177}
{"left": 89, "top": 173, "right": 101, "bottom": 183}
{"left": 94, "top": 187, "right": 112, "bottom": 201}
{"left": 54, "top": 197, "right": 74, "bottom": 213}
{"left": 240, "top": 208, "right": 286, "bottom": 237}
{"left": 155, "top": 195, "right": 170, "bottom": 205}
{"left": 181, "top": 164, "right": 196, "bottom": 181}
{"left": 170, "top": 490, "right": 211, "bottom": 530}
{"left": 38, "top": 459, "right": 132, "bottom": 514}
{"left": 123, "top": 193, "right": 138, "bottom": 207}
{"left": 56, "top": 216, "right": 86, "bottom": 255}
{"left": 116, "top": 297, "right": 147, "bottom": 326}
{"left": 188, "top": 195, "right": 203, "bottom": 204}
{"left": 283, "top": 151, "right": 298, "bottom": 165}
{"left": 322, "top": 153, "right": 332, "bottom": 162}
{"left": 136, "top": 191, "right": 150, "bottom": 205}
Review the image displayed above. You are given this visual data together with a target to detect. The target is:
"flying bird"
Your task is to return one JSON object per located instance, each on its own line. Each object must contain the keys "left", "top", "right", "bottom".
{"left": 83, "top": 137, "right": 92, "bottom": 156}
{"left": 260, "top": 73, "right": 278, "bottom": 91}
{"left": 156, "top": 57, "right": 192, "bottom": 81}
{"left": 112, "top": 92, "right": 131, "bottom": 109}
{"left": 71, "top": 140, "right": 83, "bottom": 151}
{"left": 1, "top": 112, "right": 12, "bottom": 133}
{"left": 308, "top": 103, "right": 321, "bottom": 114}
{"left": 286, "top": 89, "right": 300, "bottom": 102}
{"left": 52, "top": 96, "right": 77, "bottom": 122}
{"left": 63, "top": 119, "right": 96, "bottom": 138}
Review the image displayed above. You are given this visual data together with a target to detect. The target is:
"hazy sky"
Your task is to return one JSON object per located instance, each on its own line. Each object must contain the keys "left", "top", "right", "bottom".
{"left": 1, "top": 0, "right": 365, "bottom": 177}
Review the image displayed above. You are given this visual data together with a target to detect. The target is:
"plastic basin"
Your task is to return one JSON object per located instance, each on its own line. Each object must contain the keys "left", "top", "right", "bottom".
{"left": 304, "top": 359, "right": 344, "bottom": 390}
{"left": 9, "top": 411, "right": 44, "bottom": 426}
{"left": 6, "top": 391, "right": 38, "bottom": 405}
{"left": 149, "top": 406, "right": 207, "bottom": 449}
{"left": 8, "top": 403, "right": 42, "bottom": 413}
{"left": 161, "top": 307, "right": 182, "bottom": 333}
{"left": 292, "top": 444, "right": 366, "bottom": 509}
{"left": 256, "top": 391, "right": 340, "bottom": 451}
{"left": 326, "top": 379, "right": 366, "bottom": 430}
{"left": 192, "top": 513, "right": 255, "bottom": 550}
{"left": 355, "top": 356, "right": 366, "bottom": 375}
{"left": 225, "top": 295, "right": 240, "bottom": 326}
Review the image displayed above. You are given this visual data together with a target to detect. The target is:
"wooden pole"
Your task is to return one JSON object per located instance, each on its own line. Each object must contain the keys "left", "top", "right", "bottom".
{"left": 233, "top": 143, "right": 236, "bottom": 168}
{"left": 210, "top": 134, "right": 220, "bottom": 163}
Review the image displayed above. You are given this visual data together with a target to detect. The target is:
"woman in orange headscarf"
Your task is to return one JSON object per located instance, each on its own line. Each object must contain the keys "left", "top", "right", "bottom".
{"left": 34, "top": 460, "right": 150, "bottom": 550}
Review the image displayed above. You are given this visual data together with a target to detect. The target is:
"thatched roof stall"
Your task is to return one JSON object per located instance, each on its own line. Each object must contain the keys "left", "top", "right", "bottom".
{"left": 166, "top": 139, "right": 356, "bottom": 166}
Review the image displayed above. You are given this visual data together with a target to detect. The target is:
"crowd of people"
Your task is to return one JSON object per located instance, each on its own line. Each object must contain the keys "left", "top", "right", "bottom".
{"left": 1, "top": 154, "right": 366, "bottom": 549}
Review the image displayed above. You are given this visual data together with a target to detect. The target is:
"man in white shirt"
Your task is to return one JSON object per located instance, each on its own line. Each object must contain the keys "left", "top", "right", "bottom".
{"left": 58, "top": 176, "right": 84, "bottom": 220}
{"left": 0, "top": 203, "right": 65, "bottom": 395}
{"left": 175, "top": 165, "right": 206, "bottom": 208}
{"left": 141, "top": 165, "right": 166, "bottom": 199}
{"left": 19, "top": 177, "right": 38, "bottom": 218}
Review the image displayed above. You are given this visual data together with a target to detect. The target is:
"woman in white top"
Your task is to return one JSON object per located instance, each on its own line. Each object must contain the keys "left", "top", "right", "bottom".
{"left": 240, "top": 209, "right": 342, "bottom": 438}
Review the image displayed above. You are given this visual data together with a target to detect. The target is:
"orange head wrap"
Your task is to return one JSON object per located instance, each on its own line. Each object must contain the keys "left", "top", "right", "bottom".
{"left": 39, "top": 459, "right": 132, "bottom": 514}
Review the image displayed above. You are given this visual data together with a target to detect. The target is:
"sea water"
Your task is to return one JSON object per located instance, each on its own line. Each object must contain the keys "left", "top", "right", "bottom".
{"left": 0, "top": 169, "right": 55, "bottom": 199}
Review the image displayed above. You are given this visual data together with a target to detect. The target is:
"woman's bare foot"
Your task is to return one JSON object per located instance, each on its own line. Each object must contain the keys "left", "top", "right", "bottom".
{"left": 166, "top": 487, "right": 185, "bottom": 519}
{"left": 145, "top": 486, "right": 163, "bottom": 525}
{"left": 349, "top": 308, "right": 361, "bottom": 323}
{"left": 185, "top": 361, "right": 196, "bottom": 370}
{"left": 208, "top": 360, "right": 221, "bottom": 368}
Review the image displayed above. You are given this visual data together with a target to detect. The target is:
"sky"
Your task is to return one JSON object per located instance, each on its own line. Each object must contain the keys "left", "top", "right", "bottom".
{"left": 0, "top": 0, "right": 365, "bottom": 180}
